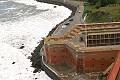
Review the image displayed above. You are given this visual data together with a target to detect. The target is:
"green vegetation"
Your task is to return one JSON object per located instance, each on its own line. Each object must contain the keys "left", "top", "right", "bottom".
{"left": 83, "top": 5, "right": 96, "bottom": 17}
{"left": 99, "top": 6, "right": 120, "bottom": 21}
{"left": 78, "top": 0, "right": 120, "bottom": 7}
{"left": 81, "top": 0, "right": 120, "bottom": 23}
{"left": 86, "top": 11, "right": 112, "bottom": 23}
{"left": 85, "top": 5, "right": 120, "bottom": 23}
{"left": 75, "top": 0, "right": 120, "bottom": 7}
{"left": 84, "top": 5, "right": 96, "bottom": 11}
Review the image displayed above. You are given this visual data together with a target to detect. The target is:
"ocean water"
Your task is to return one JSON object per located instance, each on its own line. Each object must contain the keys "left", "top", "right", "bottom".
{"left": 0, "top": 0, "right": 48, "bottom": 22}
{"left": 0, "top": 0, "right": 71, "bottom": 80}
{"left": 0, "top": 0, "right": 71, "bottom": 56}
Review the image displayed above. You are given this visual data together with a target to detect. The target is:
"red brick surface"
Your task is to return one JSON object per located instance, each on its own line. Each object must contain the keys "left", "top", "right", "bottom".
{"left": 45, "top": 44, "right": 118, "bottom": 73}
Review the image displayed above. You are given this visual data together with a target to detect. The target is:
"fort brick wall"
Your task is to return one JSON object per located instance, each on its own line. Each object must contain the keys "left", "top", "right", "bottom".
{"left": 65, "top": 48, "right": 77, "bottom": 69}
{"left": 83, "top": 50, "right": 118, "bottom": 72}
{"left": 45, "top": 43, "right": 118, "bottom": 73}
{"left": 65, "top": 45, "right": 83, "bottom": 72}
{"left": 44, "top": 22, "right": 120, "bottom": 74}
{"left": 45, "top": 44, "right": 65, "bottom": 64}
{"left": 76, "top": 58, "right": 83, "bottom": 72}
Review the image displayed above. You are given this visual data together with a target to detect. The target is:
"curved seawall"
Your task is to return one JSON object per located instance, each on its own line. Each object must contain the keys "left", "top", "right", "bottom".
{"left": 32, "top": 0, "right": 81, "bottom": 80}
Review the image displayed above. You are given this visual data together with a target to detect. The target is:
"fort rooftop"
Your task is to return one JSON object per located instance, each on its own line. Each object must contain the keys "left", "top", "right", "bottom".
{"left": 43, "top": 22, "right": 120, "bottom": 79}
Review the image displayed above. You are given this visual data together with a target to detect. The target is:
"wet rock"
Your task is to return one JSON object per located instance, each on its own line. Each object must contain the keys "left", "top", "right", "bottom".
{"left": 20, "top": 46, "right": 25, "bottom": 49}
{"left": 54, "top": 6, "right": 57, "bottom": 8}
{"left": 35, "top": 78, "right": 38, "bottom": 79}
{"left": 12, "top": 62, "right": 15, "bottom": 64}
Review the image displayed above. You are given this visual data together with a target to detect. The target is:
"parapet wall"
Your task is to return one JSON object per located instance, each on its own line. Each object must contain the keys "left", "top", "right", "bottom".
{"left": 44, "top": 44, "right": 83, "bottom": 71}
{"left": 44, "top": 22, "right": 120, "bottom": 73}
{"left": 64, "top": 22, "right": 120, "bottom": 38}
{"left": 83, "top": 50, "right": 118, "bottom": 73}
{"left": 45, "top": 22, "right": 120, "bottom": 44}
{"left": 44, "top": 43, "right": 118, "bottom": 73}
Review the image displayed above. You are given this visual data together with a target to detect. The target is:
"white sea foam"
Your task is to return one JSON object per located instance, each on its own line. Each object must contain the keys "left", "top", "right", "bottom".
{"left": 0, "top": 0, "right": 72, "bottom": 80}
{"left": 8, "top": 0, "right": 57, "bottom": 10}
{"left": 0, "top": 0, "right": 7, "bottom": 3}
{"left": 0, "top": 43, "right": 52, "bottom": 80}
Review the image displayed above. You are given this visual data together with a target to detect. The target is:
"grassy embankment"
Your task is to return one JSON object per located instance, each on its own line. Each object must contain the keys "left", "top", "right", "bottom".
{"left": 84, "top": 4, "right": 120, "bottom": 23}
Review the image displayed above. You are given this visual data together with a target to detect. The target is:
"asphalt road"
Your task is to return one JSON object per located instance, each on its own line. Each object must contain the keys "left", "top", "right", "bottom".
{"left": 52, "top": 0, "right": 84, "bottom": 36}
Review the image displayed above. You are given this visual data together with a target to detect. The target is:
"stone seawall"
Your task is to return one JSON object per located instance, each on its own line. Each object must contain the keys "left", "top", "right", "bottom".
{"left": 30, "top": 0, "right": 77, "bottom": 76}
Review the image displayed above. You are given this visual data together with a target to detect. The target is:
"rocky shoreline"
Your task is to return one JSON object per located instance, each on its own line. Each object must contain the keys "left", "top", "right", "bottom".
{"left": 30, "top": 0, "right": 77, "bottom": 72}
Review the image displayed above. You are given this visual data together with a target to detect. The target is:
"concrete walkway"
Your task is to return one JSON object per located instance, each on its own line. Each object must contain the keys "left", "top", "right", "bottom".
{"left": 52, "top": 0, "right": 84, "bottom": 36}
